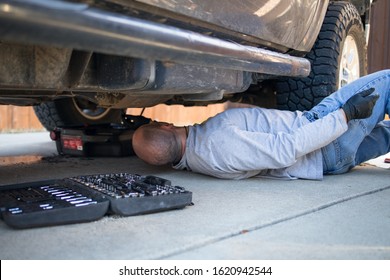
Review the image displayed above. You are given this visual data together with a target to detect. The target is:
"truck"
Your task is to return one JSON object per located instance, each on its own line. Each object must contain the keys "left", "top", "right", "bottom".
{"left": 0, "top": 0, "right": 372, "bottom": 130}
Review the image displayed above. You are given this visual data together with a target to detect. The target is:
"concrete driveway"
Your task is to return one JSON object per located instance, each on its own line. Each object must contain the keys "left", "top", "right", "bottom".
{"left": 0, "top": 132, "right": 389, "bottom": 259}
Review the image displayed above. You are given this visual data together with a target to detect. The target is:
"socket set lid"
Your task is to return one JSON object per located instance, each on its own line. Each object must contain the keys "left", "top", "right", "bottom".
{"left": 0, "top": 179, "right": 109, "bottom": 229}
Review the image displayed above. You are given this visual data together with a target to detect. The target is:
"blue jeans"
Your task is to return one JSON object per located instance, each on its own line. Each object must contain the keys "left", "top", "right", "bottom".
{"left": 303, "top": 70, "right": 390, "bottom": 174}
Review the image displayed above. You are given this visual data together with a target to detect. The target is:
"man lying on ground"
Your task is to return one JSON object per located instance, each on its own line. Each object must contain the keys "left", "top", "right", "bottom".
{"left": 132, "top": 70, "right": 390, "bottom": 180}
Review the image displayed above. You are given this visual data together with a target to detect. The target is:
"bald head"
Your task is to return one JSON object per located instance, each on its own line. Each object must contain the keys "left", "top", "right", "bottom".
{"left": 132, "top": 122, "right": 183, "bottom": 166}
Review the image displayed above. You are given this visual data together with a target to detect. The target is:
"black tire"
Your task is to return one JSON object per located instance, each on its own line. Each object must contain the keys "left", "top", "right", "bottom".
{"left": 276, "top": 1, "right": 367, "bottom": 111}
{"left": 34, "top": 97, "right": 124, "bottom": 130}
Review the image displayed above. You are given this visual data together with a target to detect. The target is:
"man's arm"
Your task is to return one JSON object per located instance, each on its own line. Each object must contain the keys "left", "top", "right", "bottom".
{"left": 211, "top": 109, "right": 348, "bottom": 171}
{"left": 304, "top": 71, "right": 383, "bottom": 121}
{"left": 215, "top": 90, "right": 378, "bottom": 171}
{"left": 341, "top": 88, "right": 378, "bottom": 122}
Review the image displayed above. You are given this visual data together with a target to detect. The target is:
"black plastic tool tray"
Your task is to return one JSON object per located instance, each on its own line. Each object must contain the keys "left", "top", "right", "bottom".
{"left": 0, "top": 173, "right": 192, "bottom": 229}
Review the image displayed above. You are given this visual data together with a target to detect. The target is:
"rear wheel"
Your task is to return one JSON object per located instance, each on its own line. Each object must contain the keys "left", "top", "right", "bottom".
{"left": 34, "top": 97, "right": 123, "bottom": 130}
{"left": 276, "top": 2, "right": 367, "bottom": 111}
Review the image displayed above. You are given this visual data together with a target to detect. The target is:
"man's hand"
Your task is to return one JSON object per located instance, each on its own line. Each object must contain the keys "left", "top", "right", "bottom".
{"left": 342, "top": 88, "right": 379, "bottom": 122}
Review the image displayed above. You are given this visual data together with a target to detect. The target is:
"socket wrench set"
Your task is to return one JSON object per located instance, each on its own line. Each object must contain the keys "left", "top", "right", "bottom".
{"left": 0, "top": 173, "right": 192, "bottom": 229}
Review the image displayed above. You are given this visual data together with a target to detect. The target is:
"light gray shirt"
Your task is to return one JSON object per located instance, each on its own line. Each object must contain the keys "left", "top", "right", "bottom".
{"left": 173, "top": 107, "right": 348, "bottom": 180}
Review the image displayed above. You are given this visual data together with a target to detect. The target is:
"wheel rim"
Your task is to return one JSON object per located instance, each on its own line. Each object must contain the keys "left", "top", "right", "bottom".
{"left": 72, "top": 98, "right": 111, "bottom": 121}
{"left": 339, "top": 35, "right": 360, "bottom": 88}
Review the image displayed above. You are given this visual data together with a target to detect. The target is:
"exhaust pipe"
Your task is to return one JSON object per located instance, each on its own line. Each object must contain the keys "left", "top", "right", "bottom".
{"left": 0, "top": 0, "right": 310, "bottom": 77}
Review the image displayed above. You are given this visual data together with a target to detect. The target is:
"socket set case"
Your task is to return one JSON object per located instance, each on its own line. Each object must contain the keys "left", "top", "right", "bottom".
{"left": 0, "top": 173, "right": 192, "bottom": 229}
